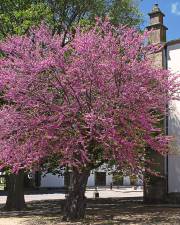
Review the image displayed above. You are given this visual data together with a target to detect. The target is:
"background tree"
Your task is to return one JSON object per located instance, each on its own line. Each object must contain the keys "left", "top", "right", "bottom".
{"left": 108, "top": 0, "right": 142, "bottom": 26}
{"left": 0, "top": 21, "right": 178, "bottom": 219}
{"left": 0, "top": 0, "right": 52, "bottom": 39}
{"left": 0, "top": 0, "right": 142, "bottom": 39}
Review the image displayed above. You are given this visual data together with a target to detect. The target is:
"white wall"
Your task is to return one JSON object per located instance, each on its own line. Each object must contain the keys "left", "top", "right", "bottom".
{"left": 40, "top": 169, "right": 113, "bottom": 188}
{"left": 41, "top": 173, "right": 64, "bottom": 188}
{"left": 167, "top": 43, "right": 180, "bottom": 192}
{"left": 106, "top": 174, "right": 113, "bottom": 186}
{"left": 87, "top": 173, "right": 95, "bottom": 186}
{"left": 123, "top": 176, "right": 131, "bottom": 186}
{"left": 40, "top": 164, "right": 142, "bottom": 188}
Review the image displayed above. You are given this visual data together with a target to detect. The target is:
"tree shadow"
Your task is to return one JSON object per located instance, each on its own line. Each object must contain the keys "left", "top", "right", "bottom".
{"left": 0, "top": 198, "right": 180, "bottom": 224}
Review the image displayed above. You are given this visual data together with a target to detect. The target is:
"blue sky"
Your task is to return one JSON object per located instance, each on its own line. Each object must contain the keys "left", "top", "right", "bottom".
{"left": 140, "top": 0, "right": 180, "bottom": 41}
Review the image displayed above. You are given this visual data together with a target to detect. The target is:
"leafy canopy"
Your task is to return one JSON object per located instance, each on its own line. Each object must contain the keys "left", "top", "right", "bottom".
{"left": 0, "top": 0, "right": 143, "bottom": 40}
{"left": 0, "top": 20, "right": 178, "bottom": 174}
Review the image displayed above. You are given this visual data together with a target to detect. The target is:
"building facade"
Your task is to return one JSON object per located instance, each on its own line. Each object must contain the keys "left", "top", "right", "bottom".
{"left": 144, "top": 4, "right": 180, "bottom": 202}
{"left": 39, "top": 167, "right": 142, "bottom": 188}
{"left": 40, "top": 168, "right": 113, "bottom": 188}
{"left": 166, "top": 39, "right": 180, "bottom": 193}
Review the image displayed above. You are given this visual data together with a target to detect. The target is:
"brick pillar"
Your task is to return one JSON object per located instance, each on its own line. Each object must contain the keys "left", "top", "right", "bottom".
{"left": 146, "top": 4, "right": 168, "bottom": 68}
{"left": 144, "top": 4, "right": 168, "bottom": 203}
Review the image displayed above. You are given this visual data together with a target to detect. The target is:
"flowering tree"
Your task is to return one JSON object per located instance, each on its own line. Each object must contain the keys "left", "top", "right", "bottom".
{"left": 0, "top": 21, "right": 178, "bottom": 219}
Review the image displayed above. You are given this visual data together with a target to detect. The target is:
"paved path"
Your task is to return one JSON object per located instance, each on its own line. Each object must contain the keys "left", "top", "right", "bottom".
{"left": 0, "top": 187, "right": 143, "bottom": 204}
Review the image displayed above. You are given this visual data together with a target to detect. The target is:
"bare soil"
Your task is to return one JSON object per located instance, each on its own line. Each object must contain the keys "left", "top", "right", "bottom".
{"left": 0, "top": 198, "right": 180, "bottom": 225}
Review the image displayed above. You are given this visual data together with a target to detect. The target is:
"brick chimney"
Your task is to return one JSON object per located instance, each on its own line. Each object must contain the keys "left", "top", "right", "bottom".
{"left": 146, "top": 4, "right": 168, "bottom": 43}
{"left": 143, "top": 4, "right": 168, "bottom": 203}
{"left": 146, "top": 4, "right": 168, "bottom": 68}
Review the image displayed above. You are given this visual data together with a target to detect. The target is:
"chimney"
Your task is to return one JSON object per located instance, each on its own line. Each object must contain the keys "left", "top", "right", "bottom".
{"left": 146, "top": 4, "right": 168, "bottom": 43}
{"left": 143, "top": 4, "right": 168, "bottom": 203}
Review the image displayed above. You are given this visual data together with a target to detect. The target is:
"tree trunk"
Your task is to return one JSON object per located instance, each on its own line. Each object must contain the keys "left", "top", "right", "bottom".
{"left": 4, "top": 170, "right": 26, "bottom": 211}
{"left": 63, "top": 169, "right": 90, "bottom": 221}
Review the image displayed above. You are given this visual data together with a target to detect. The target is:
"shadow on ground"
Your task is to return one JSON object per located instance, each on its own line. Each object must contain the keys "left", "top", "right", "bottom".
{"left": 0, "top": 198, "right": 180, "bottom": 224}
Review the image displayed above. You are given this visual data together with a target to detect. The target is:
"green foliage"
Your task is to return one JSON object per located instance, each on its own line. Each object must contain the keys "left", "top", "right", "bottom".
{"left": 45, "top": 0, "right": 106, "bottom": 33}
{"left": 108, "top": 0, "right": 143, "bottom": 27}
{"left": 0, "top": 0, "right": 143, "bottom": 40}
{"left": 0, "top": 1, "right": 53, "bottom": 39}
{"left": 41, "top": 154, "right": 64, "bottom": 175}
{"left": 112, "top": 172, "right": 124, "bottom": 185}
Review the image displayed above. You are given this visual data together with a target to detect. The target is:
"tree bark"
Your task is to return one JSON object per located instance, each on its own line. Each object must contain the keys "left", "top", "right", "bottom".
{"left": 63, "top": 169, "right": 90, "bottom": 221}
{"left": 4, "top": 170, "right": 26, "bottom": 211}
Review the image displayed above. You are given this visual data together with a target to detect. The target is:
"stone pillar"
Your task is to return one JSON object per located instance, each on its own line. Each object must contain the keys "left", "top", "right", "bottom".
{"left": 144, "top": 4, "right": 168, "bottom": 203}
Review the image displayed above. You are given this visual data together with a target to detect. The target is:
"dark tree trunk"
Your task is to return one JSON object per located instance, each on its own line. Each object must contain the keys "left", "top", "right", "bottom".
{"left": 63, "top": 169, "right": 90, "bottom": 221}
{"left": 4, "top": 170, "right": 26, "bottom": 211}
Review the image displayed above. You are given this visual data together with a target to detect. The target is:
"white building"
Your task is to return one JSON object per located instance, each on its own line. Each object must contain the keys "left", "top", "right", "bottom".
{"left": 40, "top": 167, "right": 113, "bottom": 188}
{"left": 144, "top": 4, "right": 180, "bottom": 203}
{"left": 166, "top": 39, "right": 180, "bottom": 193}
{"left": 39, "top": 166, "right": 139, "bottom": 188}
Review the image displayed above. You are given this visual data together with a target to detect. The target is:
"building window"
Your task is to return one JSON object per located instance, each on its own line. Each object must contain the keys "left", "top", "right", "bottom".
{"left": 95, "top": 172, "right": 106, "bottom": 186}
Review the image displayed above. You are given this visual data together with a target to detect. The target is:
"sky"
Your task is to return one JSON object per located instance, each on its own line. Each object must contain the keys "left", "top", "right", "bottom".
{"left": 140, "top": 0, "right": 180, "bottom": 41}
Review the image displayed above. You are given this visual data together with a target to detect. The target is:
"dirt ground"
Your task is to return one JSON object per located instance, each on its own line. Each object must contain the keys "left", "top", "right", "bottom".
{"left": 0, "top": 198, "right": 180, "bottom": 225}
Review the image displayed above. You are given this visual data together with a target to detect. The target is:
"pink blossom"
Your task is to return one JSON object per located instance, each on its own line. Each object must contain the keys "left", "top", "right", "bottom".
{"left": 0, "top": 21, "right": 179, "bottom": 173}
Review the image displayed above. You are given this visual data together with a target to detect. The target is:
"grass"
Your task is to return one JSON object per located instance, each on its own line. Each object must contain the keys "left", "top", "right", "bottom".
{"left": 0, "top": 198, "right": 180, "bottom": 224}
